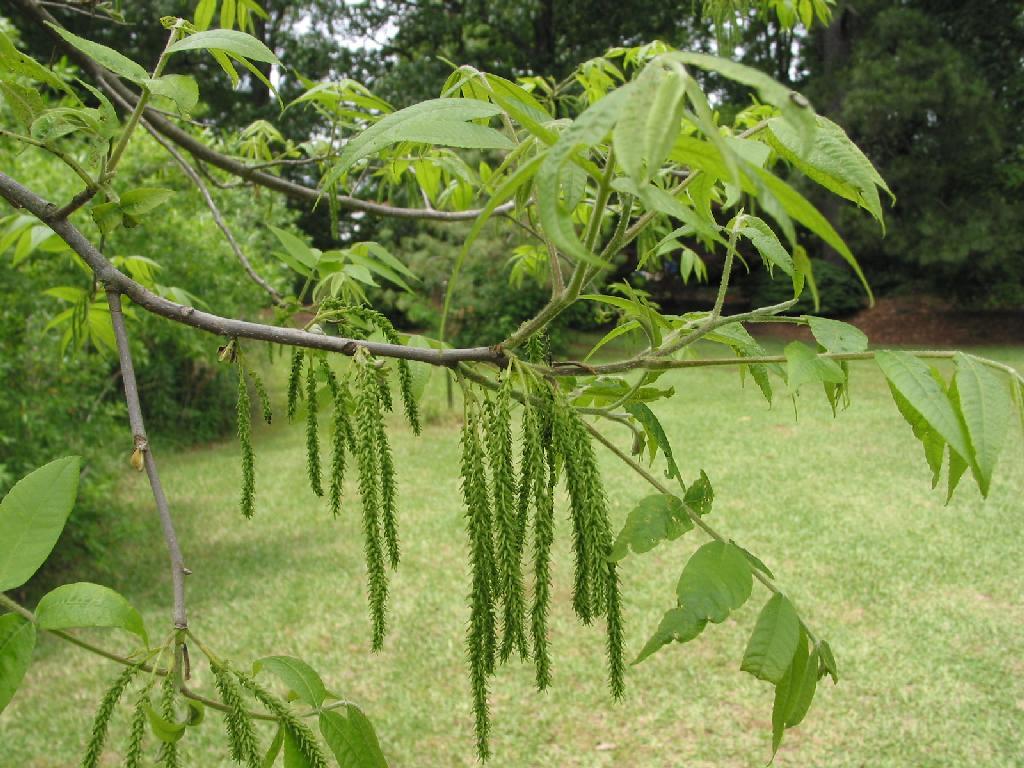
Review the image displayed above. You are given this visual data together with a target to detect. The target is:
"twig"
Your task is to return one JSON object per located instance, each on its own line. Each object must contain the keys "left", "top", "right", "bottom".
{"left": 105, "top": 289, "right": 189, "bottom": 629}
{"left": 143, "top": 120, "right": 285, "bottom": 305}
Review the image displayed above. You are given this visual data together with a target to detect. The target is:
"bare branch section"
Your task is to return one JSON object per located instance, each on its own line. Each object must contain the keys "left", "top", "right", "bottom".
{"left": 106, "top": 289, "right": 189, "bottom": 629}
{"left": 16, "top": 0, "right": 513, "bottom": 223}
{"left": 142, "top": 120, "right": 285, "bottom": 305}
{"left": 0, "top": 171, "right": 506, "bottom": 368}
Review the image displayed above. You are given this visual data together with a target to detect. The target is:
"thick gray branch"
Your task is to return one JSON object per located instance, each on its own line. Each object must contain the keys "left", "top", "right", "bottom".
{"left": 0, "top": 171, "right": 506, "bottom": 367}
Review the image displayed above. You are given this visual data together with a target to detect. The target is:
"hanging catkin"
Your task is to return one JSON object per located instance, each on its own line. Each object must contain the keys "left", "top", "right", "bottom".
{"left": 321, "top": 360, "right": 350, "bottom": 519}
{"left": 237, "top": 366, "right": 256, "bottom": 519}
{"left": 460, "top": 404, "right": 497, "bottom": 761}
{"left": 286, "top": 347, "right": 304, "bottom": 421}
{"left": 486, "top": 380, "right": 528, "bottom": 663}
{"left": 123, "top": 682, "right": 152, "bottom": 768}
{"left": 211, "top": 662, "right": 260, "bottom": 768}
{"left": 232, "top": 670, "right": 328, "bottom": 768}
{"left": 354, "top": 351, "right": 388, "bottom": 650}
{"left": 305, "top": 358, "right": 323, "bottom": 497}
{"left": 157, "top": 670, "right": 181, "bottom": 768}
{"left": 81, "top": 664, "right": 140, "bottom": 768}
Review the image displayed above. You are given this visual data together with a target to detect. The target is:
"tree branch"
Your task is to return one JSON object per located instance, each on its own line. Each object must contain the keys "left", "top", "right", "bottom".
{"left": 16, "top": 0, "right": 513, "bottom": 223}
{"left": 0, "top": 171, "right": 507, "bottom": 368}
{"left": 143, "top": 120, "right": 285, "bottom": 305}
{"left": 106, "top": 289, "right": 189, "bottom": 629}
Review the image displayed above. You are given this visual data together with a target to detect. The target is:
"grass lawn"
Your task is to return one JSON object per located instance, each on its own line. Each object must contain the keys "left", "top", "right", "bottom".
{"left": 2, "top": 343, "right": 1023, "bottom": 767}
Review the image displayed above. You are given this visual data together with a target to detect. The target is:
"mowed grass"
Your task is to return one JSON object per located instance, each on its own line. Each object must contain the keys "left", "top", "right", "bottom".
{"left": 3, "top": 343, "right": 1023, "bottom": 767}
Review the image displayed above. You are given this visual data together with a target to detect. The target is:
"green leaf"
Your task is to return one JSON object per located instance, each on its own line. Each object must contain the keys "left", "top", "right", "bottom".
{"left": 45, "top": 23, "right": 149, "bottom": 82}
{"left": 269, "top": 226, "right": 317, "bottom": 271}
{"left": 0, "top": 613, "right": 35, "bottom": 714}
{"left": 741, "top": 594, "right": 801, "bottom": 684}
{"left": 771, "top": 631, "right": 818, "bottom": 755}
{"left": 613, "top": 60, "right": 686, "bottom": 184}
{"left": 583, "top": 320, "right": 641, "bottom": 362}
{"left": 145, "top": 701, "right": 186, "bottom": 743}
{"left": 186, "top": 698, "right": 205, "bottom": 726}
{"left": 751, "top": 167, "right": 872, "bottom": 304}
{"left": 536, "top": 84, "right": 632, "bottom": 267}
{"left": 876, "top": 351, "right": 970, "bottom": 462}
{"left": 785, "top": 341, "right": 845, "bottom": 394}
{"left": 816, "top": 640, "right": 839, "bottom": 683}
{"left": 767, "top": 115, "right": 892, "bottom": 229}
{"left": 632, "top": 606, "right": 707, "bottom": 665}
{"left": 625, "top": 402, "right": 681, "bottom": 480}
{"left": 951, "top": 354, "right": 1011, "bottom": 497}
{"left": 254, "top": 655, "right": 330, "bottom": 707}
{"left": 737, "top": 215, "right": 793, "bottom": 276}
{"left": 36, "top": 582, "right": 148, "bottom": 646}
{"left": 0, "top": 30, "right": 73, "bottom": 95}
{"left": 263, "top": 726, "right": 285, "bottom": 768}
{"left": 0, "top": 457, "right": 80, "bottom": 592}
{"left": 145, "top": 74, "right": 199, "bottom": 115}
{"left": 806, "top": 316, "right": 868, "bottom": 353}
{"left": 888, "top": 385, "right": 945, "bottom": 488}
{"left": 323, "top": 99, "right": 513, "bottom": 188}
{"left": 682, "top": 470, "right": 714, "bottom": 516}
{"left": 90, "top": 202, "right": 123, "bottom": 236}
{"left": 676, "top": 541, "right": 752, "bottom": 623}
{"left": 167, "top": 29, "right": 281, "bottom": 64}
{"left": 118, "top": 188, "right": 175, "bottom": 218}
{"left": 284, "top": 728, "right": 313, "bottom": 768}
{"left": 319, "top": 706, "right": 389, "bottom": 768}
{"left": 609, "top": 494, "right": 692, "bottom": 561}
{"left": 667, "top": 52, "right": 815, "bottom": 142}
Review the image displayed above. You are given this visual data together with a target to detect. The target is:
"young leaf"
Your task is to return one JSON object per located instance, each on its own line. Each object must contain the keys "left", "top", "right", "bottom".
{"left": 784, "top": 341, "right": 845, "bottom": 394}
{"left": 951, "top": 353, "right": 1011, "bottom": 497}
{"left": 876, "top": 351, "right": 970, "bottom": 461}
{"left": 675, "top": 541, "right": 752, "bottom": 623}
{"left": 0, "top": 456, "right": 80, "bottom": 592}
{"left": 767, "top": 115, "right": 892, "bottom": 228}
{"left": 771, "top": 631, "right": 819, "bottom": 755}
{"left": 633, "top": 606, "right": 707, "bottom": 665}
{"left": 118, "top": 188, "right": 175, "bottom": 218}
{"left": 35, "top": 582, "right": 148, "bottom": 646}
{"left": 737, "top": 215, "right": 793, "bottom": 276}
{"left": 609, "top": 494, "right": 692, "bottom": 561}
{"left": 0, "top": 613, "right": 36, "bottom": 714}
{"left": 254, "top": 656, "right": 331, "bottom": 708}
{"left": 166, "top": 29, "right": 281, "bottom": 64}
{"left": 741, "top": 594, "right": 800, "bottom": 684}
{"left": 625, "top": 402, "right": 681, "bottom": 480}
{"left": 145, "top": 701, "right": 187, "bottom": 743}
{"left": 806, "top": 316, "right": 868, "bottom": 354}
{"left": 318, "top": 706, "right": 388, "bottom": 768}
{"left": 682, "top": 470, "right": 714, "bottom": 517}
{"left": 322, "top": 99, "right": 513, "bottom": 187}
{"left": 145, "top": 74, "right": 200, "bottom": 115}
{"left": 45, "top": 23, "right": 149, "bottom": 83}
{"left": 888, "top": 386, "right": 944, "bottom": 487}
{"left": 613, "top": 60, "right": 686, "bottom": 184}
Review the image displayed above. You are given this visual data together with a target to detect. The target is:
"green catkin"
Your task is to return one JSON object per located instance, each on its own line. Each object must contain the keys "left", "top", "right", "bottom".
{"left": 211, "top": 663, "right": 260, "bottom": 768}
{"left": 157, "top": 670, "right": 181, "bottom": 768}
{"left": 519, "top": 397, "right": 553, "bottom": 689}
{"left": 460, "top": 407, "right": 497, "bottom": 761}
{"left": 375, "top": 367, "right": 394, "bottom": 412}
{"left": 81, "top": 664, "right": 140, "bottom": 768}
{"left": 375, "top": 382, "right": 400, "bottom": 569}
{"left": 305, "top": 359, "right": 323, "bottom": 497}
{"left": 486, "top": 381, "right": 527, "bottom": 663}
{"left": 123, "top": 683, "right": 152, "bottom": 768}
{"left": 237, "top": 367, "right": 256, "bottom": 519}
{"left": 605, "top": 562, "right": 626, "bottom": 699}
{"left": 354, "top": 353, "right": 388, "bottom": 650}
{"left": 286, "top": 347, "right": 304, "bottom": 421}
{"left": 553, "top": 400, "right": 624, "bottom": 697}
{"left": 248, "top": 366, "right": 272, "bottom": 424}
{"left": 321, "top": 361, "right": 348, "bottom": 519}
{"left": 346, "top": 304, "right": 420, "bottom": 432}
{"left": 232, "top": 671, "right": 327, "bottom": 768}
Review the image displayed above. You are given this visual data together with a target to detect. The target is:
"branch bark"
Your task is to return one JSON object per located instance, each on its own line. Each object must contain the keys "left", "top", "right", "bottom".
{"left": 106, "top": 289, "right": 189, "bottom": 629}
{"left": 15, "top": 0, "right": 513, "bottom": 223}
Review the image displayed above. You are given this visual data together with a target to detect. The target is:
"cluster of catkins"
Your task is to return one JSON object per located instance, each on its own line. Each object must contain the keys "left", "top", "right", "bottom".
{"left": 83, "top": 655, "right": 330, "bottom": 768}
{"left": 459, "top": 364, "right": 624, "bottom": 760}
{"left": 234, "top": 306, "right": 420, "bottom": 652}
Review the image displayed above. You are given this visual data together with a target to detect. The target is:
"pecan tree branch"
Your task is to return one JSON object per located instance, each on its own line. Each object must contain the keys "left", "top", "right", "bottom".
{"left": 105, "top": 289, "right": 189, "bottom": 629}
{"left": 16, "top": 0, "right": 513, "bottom": 223}
{"left": 143, "top": 120, "right": 285, "bottom": 305}
{"left": 0, "top": 171, "right": 506, "bottom": 367}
